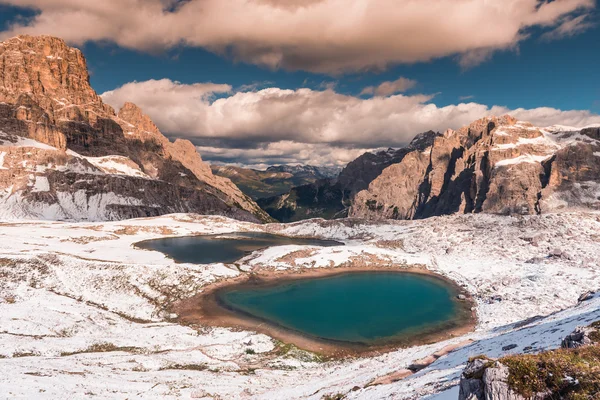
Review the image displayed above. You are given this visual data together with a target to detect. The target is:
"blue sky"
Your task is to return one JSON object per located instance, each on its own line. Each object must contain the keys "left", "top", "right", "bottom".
{"left": 1, "top": 1, "right": 599, "bottom": 167}
{"left": 79, "top": 26, "right": 600, "bottom": 113}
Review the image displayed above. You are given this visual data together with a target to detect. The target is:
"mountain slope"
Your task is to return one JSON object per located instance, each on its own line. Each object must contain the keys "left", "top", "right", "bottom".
{"left": 211, "top": 164, "right": 339, "bottom": 200}
{"left": 350, "top": 116, "right": 600, "bottom": 220}
{"left": 257, "top": 131, "right": 440, "bottom": 222}
{"left": 0, "top": 35, "right": 270, "bottom": 222}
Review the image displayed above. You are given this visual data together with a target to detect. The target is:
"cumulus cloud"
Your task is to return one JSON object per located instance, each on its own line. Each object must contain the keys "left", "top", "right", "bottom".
{"left": 0, "top": 0, "right": 595, "bottom": 73}
{"left": 101, "top": 79, "right": 600, "bottom": 166}
{"left": 360, "top": 77, "right": 417, "bottom": 96}
{"left": 197, "top": 141, "right": 372, "bottom": 168}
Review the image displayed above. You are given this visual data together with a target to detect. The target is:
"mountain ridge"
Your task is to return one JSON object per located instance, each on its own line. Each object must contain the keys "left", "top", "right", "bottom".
{"left": 351, "top": 116, "right": 600, "bottom": 220}
{"left": 257, "top": 130, "right": 441, "bottom": 222}
{"left": 211, "top": 164, "right": 339, "bottom": 200}
{"left": 0, "top": 35, "right": 270, "bottom": 222}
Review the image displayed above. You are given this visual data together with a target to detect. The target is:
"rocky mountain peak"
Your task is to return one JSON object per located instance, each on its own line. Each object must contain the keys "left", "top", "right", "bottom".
{"left": 116, "top": 101, "right": 167, "bottom": 145}
{"left": 0, "top": 35, "right": 106, "bottom": 113}
{"left": 350, "top": 114, "right": 600, "bottom": 220}
{"left": 0, "top": 35, "right": 270, "bottom": 222}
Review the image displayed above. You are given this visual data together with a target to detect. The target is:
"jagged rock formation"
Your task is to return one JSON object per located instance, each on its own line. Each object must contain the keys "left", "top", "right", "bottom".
{"left": 0, "top": 35, "right": 269, "bottom": 222}
{"left": 351, "top": 116, "right": 600, "bottom": 220}
{"left": 211, "top": 164, "right": 339, "bottom": 200}
{"left": 561, "top": 325, "right": 599, "bottom": 349}
{"left": 258, "top": 131, "right": 440, "bottom": 222}
{"left": 459, "top": 358, "right": 529, "bottom": 400}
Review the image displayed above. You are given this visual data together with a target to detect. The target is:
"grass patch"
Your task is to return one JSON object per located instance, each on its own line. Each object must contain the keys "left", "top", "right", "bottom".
{"left": 502, "top": 344, "right": 600, "bottom": 399}
{"left": 322, "top": 394, "right": 345, "bottom": 400}
{"left": 588, "top": 321, "right": 600, "bottom": 343}
{"left": 160, "top": 363, "right": 208, "bottom": 372}
{"left": 11, "top": 351, "right": 37, "bottom": 358}
{"left": 60, "top": 343, "right": 141, "bottom": 357}
{"left": 245, "top": 348, "right": 256, "bottom": 355}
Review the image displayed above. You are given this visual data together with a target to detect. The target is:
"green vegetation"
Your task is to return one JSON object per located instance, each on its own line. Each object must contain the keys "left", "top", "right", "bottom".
{"left": 159, "top": 363, "right": 208, "bottom": 371}
{"left": 60, "top": 342, "right": 141, "bottom": 357}
{"left": 502, "top": 345, "right": 600, "bottom": 399}
{"left": 322, "top": 393, "right": 345, "bottom": 400}
{"left": 365, "top": 199, "right": 383, "bottom": 211}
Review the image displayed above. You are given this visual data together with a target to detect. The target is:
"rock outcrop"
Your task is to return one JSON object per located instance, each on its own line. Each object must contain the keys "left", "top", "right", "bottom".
{"left": 350, "top": 116, "right": 600, "bottom": 220}
{"left": 459, "top": 323, "right": 600, "bottom": 400}
{"left": 0, "top": 35, "right": 269, "bottom": 222}
{"left": 561, "top": 325, "right": 599, "bottom": 349}
{"left": 459, "top": 358, "right": 530, "bottom": 400}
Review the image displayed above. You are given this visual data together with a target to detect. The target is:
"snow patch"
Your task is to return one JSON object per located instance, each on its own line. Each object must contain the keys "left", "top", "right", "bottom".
{"left": 494, "top": 153, "right": 552, "bottom": 168}
{"left": 31, "top": 176, "right": 50, "bottom": 192}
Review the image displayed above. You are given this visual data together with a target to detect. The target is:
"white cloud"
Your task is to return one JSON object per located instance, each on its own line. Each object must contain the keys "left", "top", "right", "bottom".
{"left": 360, "top": 77, "right": 417, "bottom": 96}
{"left": 197, "top": 141, "right": 371, "bottom": 168}
{"left": 101, "top": 79, "right": 600, "bottom": 166}
{"left": 0, "top": 0, "right": 595, "bottom": 73}
{"left": 541, "top": 14, "right": 596, "bottom": 41}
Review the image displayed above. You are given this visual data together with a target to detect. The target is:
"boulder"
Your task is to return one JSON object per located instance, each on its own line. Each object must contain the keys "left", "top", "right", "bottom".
{"left": 561, "top": 326, "right": 597, "bottom": 349}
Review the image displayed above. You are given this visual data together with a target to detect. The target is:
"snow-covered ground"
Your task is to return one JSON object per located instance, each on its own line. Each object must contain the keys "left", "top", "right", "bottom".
{"left": 1, "top": 212, "right": 600, "bottom": 399}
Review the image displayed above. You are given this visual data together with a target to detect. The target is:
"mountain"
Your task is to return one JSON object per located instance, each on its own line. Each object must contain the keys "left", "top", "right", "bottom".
{"left": 211, "top": 164, "right": 340, "bottom": 200}
{"left": 350, "top": 116, "right": 600, "bottom": 219}
{"left": 257, "top": 131, "right": 440, "bottom": 222}
{"left": 0, "top": 35, "right": 270, "bottom": 222}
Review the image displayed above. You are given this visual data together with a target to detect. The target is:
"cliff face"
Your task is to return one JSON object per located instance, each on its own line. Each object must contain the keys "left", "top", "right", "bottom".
{"left": 258, "top": 130, "right": 440, "bottom": 222}
{"left": 350, "top": 116, "right": 600, "bottom": 220}
{"left": 0, "top": 35, "right": 269, "bottom": 222}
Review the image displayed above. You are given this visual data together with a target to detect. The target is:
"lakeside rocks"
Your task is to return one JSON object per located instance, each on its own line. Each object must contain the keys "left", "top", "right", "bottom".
{"left": 0, "top": 35, "right": 269, "bottom": 222}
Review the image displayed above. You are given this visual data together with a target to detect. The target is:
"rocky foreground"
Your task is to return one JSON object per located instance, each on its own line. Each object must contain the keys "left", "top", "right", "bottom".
{"left": 1, "top": 212, "right": 600, "bottom": 399}
{"left": 0, "top": 35, "right": 269, "bottom": 222}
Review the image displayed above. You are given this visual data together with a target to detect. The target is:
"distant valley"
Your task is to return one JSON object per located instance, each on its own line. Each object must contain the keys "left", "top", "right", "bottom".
{"left": 211, "top": 164, "right": 339, "bottom": 200}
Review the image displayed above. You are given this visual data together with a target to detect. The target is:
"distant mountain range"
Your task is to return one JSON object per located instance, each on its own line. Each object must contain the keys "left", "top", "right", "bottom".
{"left": 211, "top": 164, "right": 340, "bottom": 200}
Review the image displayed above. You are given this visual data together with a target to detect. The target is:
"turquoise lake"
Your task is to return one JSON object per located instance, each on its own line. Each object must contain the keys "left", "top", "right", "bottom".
{"left": 135, "top": 232, "right": 343, "bottom": 264}
{"left": 218, "top": 272, "right": 462, "bottom": 344}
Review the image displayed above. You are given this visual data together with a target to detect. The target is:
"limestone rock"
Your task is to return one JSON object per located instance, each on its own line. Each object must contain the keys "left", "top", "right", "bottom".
{"left": 459, "top": 359, "right": 532, "bottom": 400}
{"left": 260, "top": 130, "right": 441, "bottom": 222}
{"left": 0, "top": 35, "right": 269, "bottom": 222}
{"left": 561, "top": 326, "right": 597, "bottom": 349}
{"left": 350, "top": 116, "right": 600, "bottom": 220}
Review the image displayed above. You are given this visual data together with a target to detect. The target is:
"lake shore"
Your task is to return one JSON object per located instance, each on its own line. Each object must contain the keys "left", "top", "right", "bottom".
{"left": 174, "top": 264, "right": 477, "bottom": 358}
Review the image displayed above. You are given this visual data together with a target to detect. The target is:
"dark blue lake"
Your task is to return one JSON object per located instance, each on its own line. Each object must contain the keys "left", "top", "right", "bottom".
{"left": 218, "top": 272, "right": 463, "bottom": 344}
{"left": 135, "top": 232, "right": 342, "bottom": 264}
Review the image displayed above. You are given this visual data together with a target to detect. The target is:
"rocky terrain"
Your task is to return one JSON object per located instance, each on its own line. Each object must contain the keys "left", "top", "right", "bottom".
{"left": 211, "top": 164, "right": 339, "bottom": 200}
{"left": 1, "top": 211, "right": 600, "bottom": 399}
{"left": 458, "top": 323, "right": 600, "bottom": 399}
{"left": 258, "top": 131, "right": 440, "bottom": 222}
{"left": 0, "top": 35, "right": 269, "bottom": 222}
{"left": 351, "top": 116, "right": 600, "bottom": 220}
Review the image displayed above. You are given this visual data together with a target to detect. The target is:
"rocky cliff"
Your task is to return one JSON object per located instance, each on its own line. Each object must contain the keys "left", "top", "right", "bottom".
{"left": 258, "top": 131, "right": 440, "bottom": 222}
{"left": 350, "top": 116, "right": 600, "bottom": 220}
{"left": 0, "top": 35, "right": 269, "bottom": 222}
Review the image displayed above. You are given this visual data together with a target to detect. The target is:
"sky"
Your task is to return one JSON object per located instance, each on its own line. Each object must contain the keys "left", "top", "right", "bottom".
{"left": 0, "top": 0, "right": 599, "bottom": 168}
